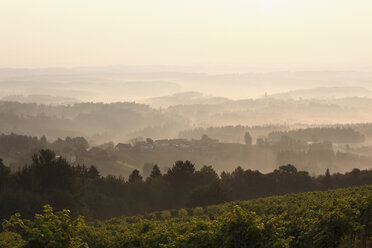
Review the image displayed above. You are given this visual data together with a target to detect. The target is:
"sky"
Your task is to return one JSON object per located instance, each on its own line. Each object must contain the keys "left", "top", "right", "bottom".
{"left": 0, "top": 0, "right": 371, "bottom": 71}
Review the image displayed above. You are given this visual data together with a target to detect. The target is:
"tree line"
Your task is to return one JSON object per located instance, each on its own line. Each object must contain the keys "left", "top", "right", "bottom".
{"left": 268, "top": 127, "right": 366, "bottom": 143}
{"left": 0, "top": 149, "right": 371, "bottom": 221}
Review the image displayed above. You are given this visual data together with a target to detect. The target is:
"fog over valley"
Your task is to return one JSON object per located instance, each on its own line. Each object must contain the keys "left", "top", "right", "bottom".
{"left": 1, "top": 67, "right": 372, "bottom": 102}
{"left": 1, "top": 1, "right": 371, "bottom": 246}
{"left": 0, "top": 67, "right": 372, "bottom": 178}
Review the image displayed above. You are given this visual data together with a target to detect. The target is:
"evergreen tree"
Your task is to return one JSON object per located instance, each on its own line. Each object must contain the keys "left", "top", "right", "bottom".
{"left": 149, "top": 165, "right": 161, "bottom": 179}
{"left": 129, "top": 169, "right": 143, "bottom": 183}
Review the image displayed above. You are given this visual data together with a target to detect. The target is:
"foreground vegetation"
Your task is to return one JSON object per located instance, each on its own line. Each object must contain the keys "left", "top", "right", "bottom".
{"left": 1, "top": 185, "right": 371, "bottom": 247}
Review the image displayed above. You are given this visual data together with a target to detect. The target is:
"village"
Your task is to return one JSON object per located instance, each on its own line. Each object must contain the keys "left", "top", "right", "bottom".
{"left": 114, "top": 135, "right": 220, "bottom": 153}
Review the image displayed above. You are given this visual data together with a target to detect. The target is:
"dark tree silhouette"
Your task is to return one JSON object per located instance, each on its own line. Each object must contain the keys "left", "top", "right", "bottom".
{"left": 87, "top": 165, "right": 100, "bottom": 179}
{"left": 0, "top": 150, "right": 371, "bottom": 221}
{"left": 323, "top": 168, "right": 332, "bottom": 189}
{"left": 129, "top": 169, "right": 143, "bottom": 183}
{"left": 0, "top": 158, "right": 10, "bottom": 190}
{"left": 149, "top": 164, "right": 162, "bottom": 179}
{"left": 244, "top": 132, "right": 252, "bottom": 145}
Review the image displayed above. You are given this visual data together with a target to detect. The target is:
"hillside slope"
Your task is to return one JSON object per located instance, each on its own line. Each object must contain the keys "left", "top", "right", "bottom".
{"left": 82, "top": 185, "right": 372, "bottom": 248}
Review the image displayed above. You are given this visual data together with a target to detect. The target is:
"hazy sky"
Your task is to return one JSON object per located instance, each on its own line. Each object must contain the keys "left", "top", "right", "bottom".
{"left": 1, "top": 0, "right": 371, "bottom": 70}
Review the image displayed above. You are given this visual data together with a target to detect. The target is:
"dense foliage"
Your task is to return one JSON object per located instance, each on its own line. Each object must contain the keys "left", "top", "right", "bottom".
{"left": 81, "top": 186, "right": 372, "bottom": 247}
{"left": 268, "top": 127, "right": 366, "bottom": 144}
{"left": 0, "top": 150, "right": 371, "bottom": 222}
{"left": 3, "top": 186, "right": 369, "bottom": 248}
{"left": 2, "top": 205, "right": 87, "bottom": 248}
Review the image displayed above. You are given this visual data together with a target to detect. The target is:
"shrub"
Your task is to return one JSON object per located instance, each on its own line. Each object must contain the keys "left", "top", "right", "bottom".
{"left": 193, "top": 207, "right": 204, "bottom": 216}
{"left": 160, "top": 210, "right": 171, "bottom": 220}
{"left": 178, "top": 208, "right": 188, "bottom": 218}
{"left": 2, "top": 205, "right": 88, "bottom": 248}
{"left": 0, "top": 231, "right": 25, "bottom": 248}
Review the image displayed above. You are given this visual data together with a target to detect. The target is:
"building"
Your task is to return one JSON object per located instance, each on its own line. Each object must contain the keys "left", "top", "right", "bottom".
{"left": 115, "top": 143, "right": 132, "bottom": 152}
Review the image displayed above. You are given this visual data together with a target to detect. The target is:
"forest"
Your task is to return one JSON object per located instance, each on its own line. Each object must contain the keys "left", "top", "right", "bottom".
{"left": 2, "top": 96, "right": 372, "bottom": 145}
{"left": 1, "top": 126, "right": 372, "bottom": 178}
{"left": 0, "top": 149, "right": 371, "bottom": 222}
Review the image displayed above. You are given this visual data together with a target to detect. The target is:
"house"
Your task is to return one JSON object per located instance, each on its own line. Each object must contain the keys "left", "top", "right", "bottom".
{"left": 142, "top": 143, "right": 154, "bottom": 151}
{"left": 155, "top": 139, "right": 170, "bottom": 147}
{"left": 115, "top": 143, "right": 132, "bottom": 152}
{"left": 193, "top": 136, "right": 219, "bottom": 147}
{"left": 170, "top": 139, "right": 190, "bottom": 148}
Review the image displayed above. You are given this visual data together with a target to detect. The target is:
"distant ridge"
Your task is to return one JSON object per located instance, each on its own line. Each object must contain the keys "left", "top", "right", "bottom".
{"left": 270, "top": 87, "right": 372, "bottom": 100}
{"left": 140, "top": 91, "right": 230, "bottom": 108}
{"left": 1, "top": 94, "right": 79, "bottom": 105}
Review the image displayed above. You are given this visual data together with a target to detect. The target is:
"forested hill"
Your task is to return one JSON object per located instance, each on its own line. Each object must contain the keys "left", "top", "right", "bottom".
{"left": 0, "top": 101, "right": 189, "bottom": 143}
{"left": 0, "top": 149, "right": 371, "bottom": 221}
{"left": 2, "top": 97, "right": 372, "bottom": 145}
